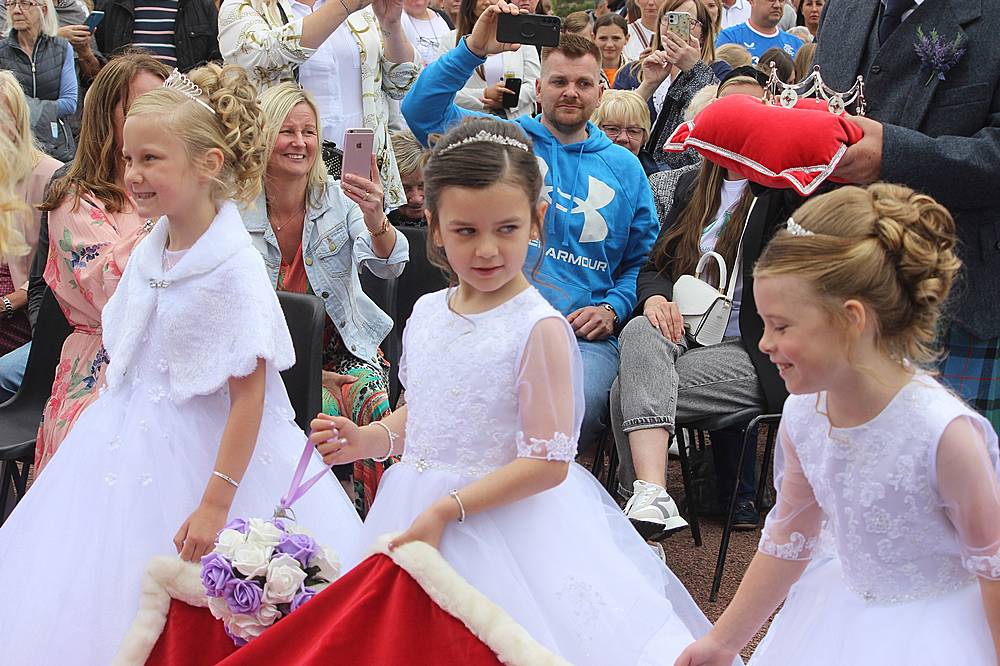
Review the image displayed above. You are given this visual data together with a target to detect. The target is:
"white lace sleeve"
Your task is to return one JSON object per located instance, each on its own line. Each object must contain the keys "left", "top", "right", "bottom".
{"left": 758, "top": 424, "right": 823, "bottom": 561}
{"left": 935, "top": 415, "right": 1000, "bottom": 581}
{"left": 513, "top": 316, "right": 583, "bottom": 463}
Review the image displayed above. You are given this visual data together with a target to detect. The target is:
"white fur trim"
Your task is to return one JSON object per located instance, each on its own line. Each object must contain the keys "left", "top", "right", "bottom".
{"left": 112, "top": 557, "right": 207, "bottom": 666}
{"left": 371, "top": 534, "right": 569, "bottom": 666}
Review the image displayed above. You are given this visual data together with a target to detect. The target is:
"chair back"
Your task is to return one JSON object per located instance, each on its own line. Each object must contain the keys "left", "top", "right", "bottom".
{"left": 6, "top": 288, "right": 72, "bottom": 411}
{"left": 276, "top": 291, "right": 326, "bottom": 432}
{"left": 361, "top": 226, "right": 449, "bottom": 404}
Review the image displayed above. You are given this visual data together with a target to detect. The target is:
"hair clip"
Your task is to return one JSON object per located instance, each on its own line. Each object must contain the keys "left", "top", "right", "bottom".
{"left": 786, "top": 217, "right": 815, "bottom": 237}
{"left": 163, "top": 69, "right": 216, "bottom": 115}
{"left": 763, "top": 64, "right": 866, "bottom": 117}
{"left": 437, "top": 130, "right": 530, "bottom": 156}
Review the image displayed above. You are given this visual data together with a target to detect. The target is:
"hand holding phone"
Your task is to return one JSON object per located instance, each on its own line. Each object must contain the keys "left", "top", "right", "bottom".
{"left": 341, "top": 128, "right": 375, "bottom": 181}
{"left": 496, "top": 13, "right": 562, "bottom": 48}
{"left": 466, "top": 0, "right": 528, "bottom": 58}
{"left": 664, "top": 11, "right": 691, "bottom": 41}
{"left": 502, "top": 76, "right": 522, "bottom": 109}
{"left": 85, "top": 10, "right": 105, "bottom": 32}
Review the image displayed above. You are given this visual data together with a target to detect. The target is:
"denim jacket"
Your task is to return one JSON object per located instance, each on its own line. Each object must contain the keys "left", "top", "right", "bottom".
{"left": 242, "top": 177, "right": 409, "bottom": 365}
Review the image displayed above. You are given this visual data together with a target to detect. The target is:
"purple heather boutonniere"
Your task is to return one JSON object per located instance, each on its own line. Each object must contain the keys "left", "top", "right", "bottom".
{"left": 913, "top": 26, "right": 966, "bottom": 87}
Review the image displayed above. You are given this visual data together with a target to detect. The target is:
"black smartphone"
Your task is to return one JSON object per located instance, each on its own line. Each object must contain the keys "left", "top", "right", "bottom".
{"left": 502, "top": 76, "right": 522, "bottom": 109}
{"left": 84, "top": 10, "right": 105, "bottom": 31}
{"left": 496, "top": 13, "right": 562, "bottom": 48}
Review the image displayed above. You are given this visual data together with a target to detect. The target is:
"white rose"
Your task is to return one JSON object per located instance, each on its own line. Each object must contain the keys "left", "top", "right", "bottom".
{"left": 207, "top": 595, "right": 232, "bottom": 621}
{"left": 262, "top": 554, "right": 307, "bottom": 605}
{"left": 246, "top": 518, "right": 283, "bottom": 549}
{"left": 313, "top": 546, "right": 341, "bottom": 583}
{"left": 255, "top": 602, "right": 282, "bottom": 627}
{"left": 214, "top": 529, "right": 246, "bottom": 559}
{"left": 283, "top": 522, "right": 314, "bottom": 538}
{"left": 226, "top": 612, "right": 266, "bottom": 642}
{"left": 232, "top": 541, "right": 272, "bottom": 578}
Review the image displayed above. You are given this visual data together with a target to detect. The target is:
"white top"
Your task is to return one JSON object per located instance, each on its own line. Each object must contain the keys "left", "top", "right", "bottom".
{"left": 720, "top": 0, "right": 751, "bottom": 29}
{"left": 290, "top": 0, "right": 364, "bottom": 148}
{"left": 623, "top": 20, "right": 655, "bottom": 62}
{"left": 651, "top": 74, "right": 673, "bottom": 115}
{"left": 401, "top": 9, "right": 450, "bottom": 65}
{"left": 698, "top": 177, "right": 746, "bottom": 338}
{"left": 761, "top": 374, "right": 1000, "bottom": 604}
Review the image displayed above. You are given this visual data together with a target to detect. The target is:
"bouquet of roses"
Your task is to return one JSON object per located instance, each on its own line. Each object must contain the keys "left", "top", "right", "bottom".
{"left": 201, "top": 516, "right": 340, "bottom": 646}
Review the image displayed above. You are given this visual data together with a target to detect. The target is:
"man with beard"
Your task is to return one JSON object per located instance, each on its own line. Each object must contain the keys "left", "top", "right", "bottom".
{"left": 403, "top": 0, "right": 660, "bottom": 461}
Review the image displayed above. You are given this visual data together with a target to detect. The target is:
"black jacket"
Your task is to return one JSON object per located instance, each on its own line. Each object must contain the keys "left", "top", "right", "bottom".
{"left": 633, "top": 170, "right": 799, "bottom": 415}
{"left": 94, "top": 0, "right": 221, "bottom": 73}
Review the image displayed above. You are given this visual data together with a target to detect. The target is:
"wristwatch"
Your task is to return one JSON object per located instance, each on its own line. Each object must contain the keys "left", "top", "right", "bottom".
{"left": 599, "top": 303, "right": 619, "bottom": 325}
{"left": 1, "top": 296, "right": 13, "bottom": 319}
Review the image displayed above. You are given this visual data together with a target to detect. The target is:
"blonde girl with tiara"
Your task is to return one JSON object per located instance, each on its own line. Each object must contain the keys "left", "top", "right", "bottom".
{"left": 677, "top": 184, "right": 1000, "bottom": 666}
{"left": 303, "top": 117, "right": 721, "bottom": 665}
{"left": 0, "top": 64, "right": 362, "bottom": 665}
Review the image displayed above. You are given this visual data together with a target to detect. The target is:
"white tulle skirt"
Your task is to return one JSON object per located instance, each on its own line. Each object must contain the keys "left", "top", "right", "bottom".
{"left": 0, "top": 378, "right": 362, "bottom": 666}
{"left": 750, "top": 557, "right": 995, "bottom": 665}
{"left": 354, "top": 461, "right": 725, "bottom": 666}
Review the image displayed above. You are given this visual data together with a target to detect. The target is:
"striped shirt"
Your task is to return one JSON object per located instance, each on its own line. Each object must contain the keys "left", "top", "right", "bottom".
{"left": 133, "top": 0, "right": 179, "bottom": 65}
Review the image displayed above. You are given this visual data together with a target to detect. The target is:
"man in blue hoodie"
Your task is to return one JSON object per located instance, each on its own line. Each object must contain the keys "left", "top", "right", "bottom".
{"left": 402, "top": 1, "right": 659, "bottom": 451}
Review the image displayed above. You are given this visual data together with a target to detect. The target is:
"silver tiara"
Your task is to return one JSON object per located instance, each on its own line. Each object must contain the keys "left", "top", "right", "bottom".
{"left": 763, "top": 64, "right": 866, "bottom": 117}
{"left": 786, "top": 217, "right": 815, "bottom": 237}
{"left": 437, "top": 130, "right": 530, "bottom": 156}
{"left": 163, "top": 69, "right": 215, "bottom": 115}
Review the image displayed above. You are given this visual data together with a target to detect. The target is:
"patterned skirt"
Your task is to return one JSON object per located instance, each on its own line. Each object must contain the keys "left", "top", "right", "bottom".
{"left": 0, "top": 264, "right": 31, "bottom": 356}
{"left": 938, "top": 324, "right": 1000, "bottom": 433}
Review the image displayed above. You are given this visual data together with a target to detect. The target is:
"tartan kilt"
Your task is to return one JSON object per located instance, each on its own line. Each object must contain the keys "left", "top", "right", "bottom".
{"left": 938, "top": 324, "right": 1000, "bottom": 434}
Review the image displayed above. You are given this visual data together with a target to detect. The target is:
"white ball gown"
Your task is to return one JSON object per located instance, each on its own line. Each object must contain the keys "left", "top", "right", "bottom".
{"left": 0, "top": 204, "right": 363, "bottom": 665}
{"left": 353, "top": 287, "right": 723, "bottom": 666}
{"left": 750, "top": 375, "right": 1000, "bottom": 665}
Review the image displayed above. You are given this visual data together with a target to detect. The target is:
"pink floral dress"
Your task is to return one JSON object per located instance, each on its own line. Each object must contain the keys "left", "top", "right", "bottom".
{"left": 35, "top": 193, "right": 149, "bottom": 472}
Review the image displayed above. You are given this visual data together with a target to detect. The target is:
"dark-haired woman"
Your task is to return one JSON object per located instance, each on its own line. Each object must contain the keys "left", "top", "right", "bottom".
{"left": 30, "top": 53, "right": 170, "bottom": 473}
{"left": 595, "top": 12, "right": 628, "bottom": 88}
{"left": 434, "top": 0, "right": 539, "bottom": 119}
{"left": 610, "top": 156, "right": 793, "bottom": 538}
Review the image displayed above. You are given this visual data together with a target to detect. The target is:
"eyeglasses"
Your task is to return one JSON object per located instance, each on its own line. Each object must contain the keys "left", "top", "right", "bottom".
{"left": 2, "top": 0, "right": 44, "bottom": 8}
{"left": 600, "top": 125, "right": 645, "bottom": 140}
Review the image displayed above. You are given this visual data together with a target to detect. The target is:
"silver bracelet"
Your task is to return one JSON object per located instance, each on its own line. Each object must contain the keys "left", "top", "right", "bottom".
{"left": 370, "top": 420, "right": 397, "bottom": 463}
{"left": 449, "top": 490, "right": 466, "bottom": 523}
{"left": 212, "top": 470, "right": 240, "bottom": 488}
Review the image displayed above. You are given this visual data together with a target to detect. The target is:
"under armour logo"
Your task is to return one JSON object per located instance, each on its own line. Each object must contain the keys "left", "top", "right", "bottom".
{"left": 537, "top": 157, "right": 615, "bottom": 243}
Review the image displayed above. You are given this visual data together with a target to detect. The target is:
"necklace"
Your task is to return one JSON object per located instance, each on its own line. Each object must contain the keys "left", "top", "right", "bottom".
{"left": 270, "top": 204, "right": 305, "bottom": 233}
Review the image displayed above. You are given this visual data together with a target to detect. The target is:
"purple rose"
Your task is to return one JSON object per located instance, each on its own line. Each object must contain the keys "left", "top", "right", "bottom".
{"left": 275, "top": 532, "right": 318, "bottom": 568}
{"left": 290, "top": 587, "right": 316, "bottom": 612}
{"left": 225, "top": 518, "right": 250, "bottom": 534}
{"left": 224, "top": 624, "right": 248, "bottom": 647}
{"left": 223, "top": 578, "right": 263, "bottom": 615}
{"left": 200, "top": 553, "right": 235, "bottom": 597}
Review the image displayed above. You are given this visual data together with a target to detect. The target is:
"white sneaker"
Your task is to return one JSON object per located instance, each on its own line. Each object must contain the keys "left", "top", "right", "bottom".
{"left": 624, "top": 480, "right": 689, "bottom": 540}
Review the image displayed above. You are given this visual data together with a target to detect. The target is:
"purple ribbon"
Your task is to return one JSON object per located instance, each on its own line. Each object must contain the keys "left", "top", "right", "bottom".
{"left": 278, "top": 439, "right": 329, "bottom": 511}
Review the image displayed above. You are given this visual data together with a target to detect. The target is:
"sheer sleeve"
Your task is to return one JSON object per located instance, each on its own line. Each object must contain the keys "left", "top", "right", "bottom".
{"left": 934, "top": 415, "right": 1000, "bottom": 580}
{"left": 758, "top": 424, "right": 824, "bottom": 561}
{"left": 514, "top": 316, "right": 583, "bottom": 462}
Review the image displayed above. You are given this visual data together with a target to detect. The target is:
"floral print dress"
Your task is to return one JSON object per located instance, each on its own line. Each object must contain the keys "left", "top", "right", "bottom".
{"left": 34, "top": 194, "right": 149, "bottom": 472}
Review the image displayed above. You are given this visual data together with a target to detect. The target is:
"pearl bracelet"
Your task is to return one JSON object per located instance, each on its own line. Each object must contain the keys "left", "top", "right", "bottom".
{"left": 371, "top": 420, "right": 397, "bottom": 463}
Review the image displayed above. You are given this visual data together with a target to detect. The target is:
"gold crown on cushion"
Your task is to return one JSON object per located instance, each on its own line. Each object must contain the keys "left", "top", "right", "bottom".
{"left": 764, "top": 64, "right": 867, "bottom": 117}
{"left": 437, "top": 130, "right": 530, "bottom": 156}
{"left": 163, "top": 69, "right": 215, "bottom": 115}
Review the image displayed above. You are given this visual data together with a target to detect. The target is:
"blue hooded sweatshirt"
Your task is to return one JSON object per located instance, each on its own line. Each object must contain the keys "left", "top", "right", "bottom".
{"left": 402, "top": 37, "right": 659, "bottom": 323}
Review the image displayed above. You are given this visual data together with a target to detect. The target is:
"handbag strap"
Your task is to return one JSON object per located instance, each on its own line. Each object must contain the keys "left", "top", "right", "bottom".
{"left": 725, "top": 196, "right": 758, "bottom": 301}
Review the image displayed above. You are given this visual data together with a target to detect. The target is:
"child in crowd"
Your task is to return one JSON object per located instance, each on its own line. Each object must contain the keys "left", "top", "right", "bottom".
{"left": 677, "top": 184, "right": 1000, "bottom": 665}
{"left": 308, "top": 118, "right": 721, "bottom": 665}
{"left": 0, "top": 64, "right": 361, "bottom": 664}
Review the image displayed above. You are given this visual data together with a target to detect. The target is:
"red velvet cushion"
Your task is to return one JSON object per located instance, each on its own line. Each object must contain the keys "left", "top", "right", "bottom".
{"left": 664, "top": 95, "right": 865, "bottom": 195}
{"left": 145, "top": 599, "right": 239, "bottom": 666}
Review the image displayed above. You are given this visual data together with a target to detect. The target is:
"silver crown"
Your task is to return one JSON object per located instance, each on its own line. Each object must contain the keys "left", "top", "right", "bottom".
{"left": 764, "top": 64, "right": 866, "bottom": 117}
{"left": 163, "top": 69, "right": 215, "bottom": 115}
{"left": 437, "top": 130, "right": 530, "bottom": 156}
{"left": 786, "top": 217, "right": 815, "bottom": 237}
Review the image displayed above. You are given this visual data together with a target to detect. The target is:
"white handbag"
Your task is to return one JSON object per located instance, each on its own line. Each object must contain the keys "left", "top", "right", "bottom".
{"left": 671, "top": 197, "right": 756, "bottom": 347}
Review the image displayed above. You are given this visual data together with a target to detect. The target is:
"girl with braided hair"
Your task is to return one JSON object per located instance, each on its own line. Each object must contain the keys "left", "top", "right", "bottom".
{"left": 678, "top": 184, "right": 1000, "bottom": 666}
{"left": 0, "top": 63, "right": 362, "bottom": 664}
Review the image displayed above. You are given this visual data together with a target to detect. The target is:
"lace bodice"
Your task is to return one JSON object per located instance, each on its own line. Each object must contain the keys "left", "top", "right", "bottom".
{"left": 760, "top": 375, "right": 1000, "bottom": 604}
{"left": 398, "top": 287, "right": 583, "bottom": 479}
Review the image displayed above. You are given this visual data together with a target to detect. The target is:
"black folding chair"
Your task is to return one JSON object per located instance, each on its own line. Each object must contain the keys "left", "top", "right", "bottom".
{"left": 276, "top": 291, "right": 326, "bottom": 433}
{"left": 0, "top": 288, "right": 72, "bottom": 522}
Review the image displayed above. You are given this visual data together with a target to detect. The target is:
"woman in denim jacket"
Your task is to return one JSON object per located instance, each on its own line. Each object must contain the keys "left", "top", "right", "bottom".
{"left": 243, "top": 84, "right": 409, "bottom": 514}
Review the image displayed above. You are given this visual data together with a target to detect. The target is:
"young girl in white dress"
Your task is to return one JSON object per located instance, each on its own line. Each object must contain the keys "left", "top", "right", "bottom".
{"left": 676, "top": 184, "right": 1000, "bottom": 666}
{"left": 0, "top": 65, "right": 362, "bottom": 665}
{"left": 306, "top": 118, "right": 722, "bottom": 665}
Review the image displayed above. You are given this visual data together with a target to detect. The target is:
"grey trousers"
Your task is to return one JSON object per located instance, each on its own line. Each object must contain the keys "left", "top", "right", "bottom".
{"left": 610, "top": 316, "right": 764, "bottom": 494}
